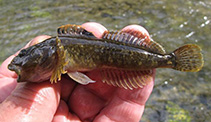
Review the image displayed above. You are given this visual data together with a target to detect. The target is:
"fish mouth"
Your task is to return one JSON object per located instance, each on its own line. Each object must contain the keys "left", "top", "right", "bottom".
{"left": 8, "top": 64, "right": 25, "bottom": 82}
{"left": 8, "top": 63, "right": 22, "bottom": 75}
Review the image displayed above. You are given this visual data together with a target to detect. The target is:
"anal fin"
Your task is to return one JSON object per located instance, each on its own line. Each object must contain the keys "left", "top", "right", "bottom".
{"left": 100, "top": 69, "right": 153, "bottom": 90}
{"left": 67, "top": 72, "right": 96, "bottom": 85}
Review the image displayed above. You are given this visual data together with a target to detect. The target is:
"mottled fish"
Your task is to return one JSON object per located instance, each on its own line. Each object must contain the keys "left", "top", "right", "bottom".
{"left": 8, "top": 24, "right": 204, "bottom": 90}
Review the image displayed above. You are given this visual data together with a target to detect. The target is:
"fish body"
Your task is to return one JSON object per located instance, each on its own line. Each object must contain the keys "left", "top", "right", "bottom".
{"left": 8, "top": 24, "right": 204, "bottom": 89}
{"left": 59, "top": 36, "right": 169, "bottom": 71}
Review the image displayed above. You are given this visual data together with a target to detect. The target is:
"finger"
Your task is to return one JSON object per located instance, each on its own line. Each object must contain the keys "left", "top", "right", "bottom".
{"left": 81, "top": 22, "right": 107, "bottom": 38}
{"left": 28, "top": 35, "right": 51, "bottom": 46}
{"left": 0, "top": 55, "right": 18, "bottom": 102}
{"left": 60, "top": 74, "right": 77, "bottom": 102}
{"left": 68, "top": 85, "right": 107, "bottom": 121}
{"left": 0, "top": 77, "right": 17, "bottom": 103}
{"left": 94, "top": 77, "right": 154, "bottom": 122}
{"left": 53, "top": 100, "right": 69, "bottom": 122}
{"left": 52, "top": 100, "right": 82, "bottom": 122}
{"left": 0, "top": 81, "right": 61, "bottom": 121}
{"left": 0, "top": 35, "right": 51, "bottom": 102}
{"left": 121, "top": 24, "right": 150, "bottom": 39}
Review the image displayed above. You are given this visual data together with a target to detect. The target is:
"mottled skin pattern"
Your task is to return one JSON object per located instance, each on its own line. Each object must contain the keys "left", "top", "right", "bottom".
{"left": 58, "top": 36, "right": 173, "bottom": 71}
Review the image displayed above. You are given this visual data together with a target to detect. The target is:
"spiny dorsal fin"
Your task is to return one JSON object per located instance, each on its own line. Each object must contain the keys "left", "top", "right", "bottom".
{"left": 100, "top": 69, "right": 153, "bottom": 90}
{"left": 57, "top": 24, "right": 96, "bottom": 38}
{"left": 102, "top": 29, "right": 166, "bottom": 55}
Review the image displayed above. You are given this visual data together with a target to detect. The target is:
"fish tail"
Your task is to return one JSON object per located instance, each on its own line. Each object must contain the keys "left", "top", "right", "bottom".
{"left": 172, "top": 44, "right": 204, "bottom": 72}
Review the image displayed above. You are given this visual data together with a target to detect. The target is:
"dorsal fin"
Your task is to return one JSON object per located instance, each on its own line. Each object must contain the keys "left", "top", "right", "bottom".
{"left": 57, "top": 24, "right": 96, "bottom": 38}
{"left": 102, "top": 29, "right": 166, "bottom": 54}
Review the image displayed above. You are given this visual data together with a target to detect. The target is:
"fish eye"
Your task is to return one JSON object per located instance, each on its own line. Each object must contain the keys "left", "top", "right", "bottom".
{"left": 19, "top": 49, "right": 27, "bottom": 57}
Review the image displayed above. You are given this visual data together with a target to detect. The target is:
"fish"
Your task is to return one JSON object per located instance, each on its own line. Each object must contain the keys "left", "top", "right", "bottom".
{"left": 8, "top": 24, "right": 204, "bottom": 90}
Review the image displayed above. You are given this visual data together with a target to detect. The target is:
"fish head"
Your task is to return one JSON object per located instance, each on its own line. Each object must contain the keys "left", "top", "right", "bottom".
{"left": 8, "top": 44, "right": 58, "bottom": 82}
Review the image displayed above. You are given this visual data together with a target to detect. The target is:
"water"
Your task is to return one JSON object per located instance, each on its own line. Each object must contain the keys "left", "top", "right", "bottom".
{"left": 0, "top": 0, "right": 210, "bottom": 121}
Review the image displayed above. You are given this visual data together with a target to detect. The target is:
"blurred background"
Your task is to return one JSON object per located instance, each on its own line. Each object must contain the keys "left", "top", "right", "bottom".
{"left": 0, "top": 0, "right": 210, "bottom": 121}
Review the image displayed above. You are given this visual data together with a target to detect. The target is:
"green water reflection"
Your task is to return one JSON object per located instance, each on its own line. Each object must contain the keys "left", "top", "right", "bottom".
{"left": 0, "top": 0, "right": 210, "bottom": 121}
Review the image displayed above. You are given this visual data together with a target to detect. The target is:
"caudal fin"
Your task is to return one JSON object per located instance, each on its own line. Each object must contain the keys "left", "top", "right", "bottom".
{"left": 173, "top": 44, "right": 204, "bottom": 72}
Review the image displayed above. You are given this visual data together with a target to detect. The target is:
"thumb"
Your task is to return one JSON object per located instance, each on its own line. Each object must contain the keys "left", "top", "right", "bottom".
{"left": 0, "top": 81, "right": 61, "bottom": 122}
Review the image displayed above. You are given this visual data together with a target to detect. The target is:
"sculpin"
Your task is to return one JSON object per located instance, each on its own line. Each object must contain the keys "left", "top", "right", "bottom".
{"left": 8, "top": 24, "right": 204, "bottom": 90}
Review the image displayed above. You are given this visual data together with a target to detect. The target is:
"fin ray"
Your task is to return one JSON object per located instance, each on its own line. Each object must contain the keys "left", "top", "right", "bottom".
{"left": 102, "top": 30, "right": 166, "bottom": 54}
{"left": 57, "top": 24, "right": 96, "bottom": 38}
{"left": 67, "top": 72, "right": 96, "bottom": 85}
{"left": 173, "top": 44, "right": 204, "bottom": 72}
{"left": 122, "top": 70, "right": 133, "bottom": 90}
{"left": 100, "top": 69, "right": 153, "bottom": 89}
{"left": 50, "top": 37, "right": 68, "bottom": 83}
{"left": 118, "top": 71, "right": 128, "bottom": 89}
{"left": 125, "top": 71, "right": 138, "bottom": 89}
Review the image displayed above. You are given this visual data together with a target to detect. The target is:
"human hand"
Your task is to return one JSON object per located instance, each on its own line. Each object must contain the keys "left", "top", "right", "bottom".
{"left": 0, "top": 22, "right": 155, "bottom": 122}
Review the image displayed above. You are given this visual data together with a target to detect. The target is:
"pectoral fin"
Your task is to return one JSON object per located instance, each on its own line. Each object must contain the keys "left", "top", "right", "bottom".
{"left": 67, "top": 72, "right": 96, "bottom": 85}
{"left": 50, "top": 37, "right": 68, "bottom": 83}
